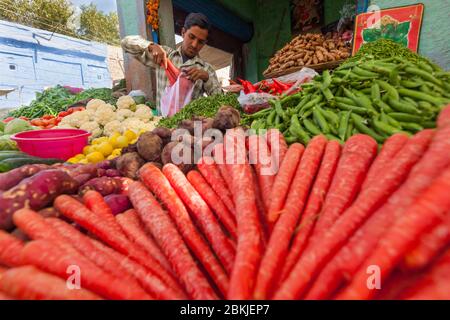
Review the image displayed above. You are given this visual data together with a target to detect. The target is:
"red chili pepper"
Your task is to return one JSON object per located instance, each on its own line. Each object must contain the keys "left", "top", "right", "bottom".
{"left": 2, "top": 117, "right": 15, "bottom": 123}
{"left": 272, "top": 79, "right": 290, "bottom": 92}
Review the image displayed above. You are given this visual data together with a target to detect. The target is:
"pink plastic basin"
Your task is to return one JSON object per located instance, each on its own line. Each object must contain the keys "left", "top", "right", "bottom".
{"left": 11, "top": 129, "right": 91, "bottom": 160}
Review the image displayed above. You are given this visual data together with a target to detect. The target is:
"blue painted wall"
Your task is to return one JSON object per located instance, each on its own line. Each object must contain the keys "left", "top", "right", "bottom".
{"left": 0, "top": 20, "right": 113, "bottom": 110}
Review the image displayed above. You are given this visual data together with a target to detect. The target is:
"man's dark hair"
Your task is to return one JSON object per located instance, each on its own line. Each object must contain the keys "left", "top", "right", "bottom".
{"left": 184, "top": 12, "right": 210, "bottom": 31}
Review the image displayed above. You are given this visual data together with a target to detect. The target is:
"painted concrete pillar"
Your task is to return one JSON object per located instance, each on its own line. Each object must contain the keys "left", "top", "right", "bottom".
{"left": 117, "top": 0, "right": 155, "bottom": 100}
{"left": 159, "top": 0, "right": 176, "bottom": 49}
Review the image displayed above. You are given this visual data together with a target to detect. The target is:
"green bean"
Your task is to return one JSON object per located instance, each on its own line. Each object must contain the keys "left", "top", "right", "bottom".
{"left": 336, "top": 86, "right": 344, "bottom": 97}
{"left": 303, "top": 118, "right": 322, "bottom": 136}
{"left": 335, "top": 96, "right": 357, "bottom": 106}
{"left": 275, "top": 114, "right": 281, "bottom": 126}
{"left": 421, "top": 120, "right": 437, "bottom": 129}
{"left": 353, "top": 91, "right": 378, "bottom": 114}
{"left": 371, "top": 83, "right": 381, "bottom": 102}
{"left": 373, "top": 118, "right": 402, "bottom": 136}
{"left": 351, "top": 114, "right": 385, "bottom": 143}
{"left": 319, "top": 106, "right": 339, "bottom": 127}
{"left": 299, "top": 95, "right": 323, "bottom": 114}
{"left": 285, "top": 136, "right": 299, "bottom": 144}
{"left": 374, "top": 99, "right": 394, "bottom": 113}
{"left": 389, "top": 67, "right": 400, "bottom": 86}
{"left": 385, "top": 113, "right": 402, "bottom": 128}
{"left": 400, "top": 80, "right": 423, "bottom": 88}
{"left": 352, "top": 66, "right": 379, "bottom": 78}
{"left": 377, "top": 80, "right": 400, "bottom": 100}
{"left": 313, "top": 107, "right": 330, "bottom": 134}
{"left": 325, "top": 133, "right": 342, "bottom": 143}
{"left": 322, "top": 70, "right": 332, "bottom": 89}
{"left": 335, "top": 102, "right": 369, "bottom": 115}
{"left": 399, "top": 122, "right": 424, "bottom": 132}
{"left": 290, "top": 114, "right": 311, "bottom": 144}
{"left": 360, "top": 64, "right": 394, "bottom": 76}
{"left": 273, "top": 99, "right": 289, "bottom": 122}
{"left": 294, "top": 94, "right": 312, "bottom": 113}
{"left": 266, "top": 109, "right": 277, "bottom": 126}
{"left": 388, "top": 112, "right": 423, "bottom": 122}
{"left": 417, "top": 61, "right": 434, "bottom": 73}
{"left": 280, "top": 93, "right": 302, "bottom": 106}
{"left": 398, "top": 88, "right": 443, "bottom": 106}
{"left": 346, "top": 120, "right": 354, "bottom": 140}
{"left": 388, "top": 98, "right": 419, "bottom": 114}
{"left": 403, "top": 97, "right": 419, "bottom": 108}
{"left": 339, "top": 111, "right": 351, "bottom": 141}
{"left": 405, "top": 67, "right": 443, "bottom": 87}
{"left": 321, "top": 87, "right": 334, "bottom": 102}
{"left": 360, "top": 88, "right": 372, "bottom": 95}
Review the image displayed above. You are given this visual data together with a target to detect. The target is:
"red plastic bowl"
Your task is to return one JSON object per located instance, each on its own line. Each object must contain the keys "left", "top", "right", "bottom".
{"left": 11, "top": 129, "right": 91, "bottom": 160}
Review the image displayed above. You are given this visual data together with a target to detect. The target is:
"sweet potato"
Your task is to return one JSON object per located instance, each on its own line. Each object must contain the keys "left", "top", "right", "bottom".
{"left": 0, "top": 164, "right": 49, "bottom": 191}
{"left": 0, "top": 169, "right": 79, "bottom": 230}
{"left": 104, "top": 194, "right": 132, "bottom": 215}
{"left": 79, "top": 177, "right": 123, "bottom": 196}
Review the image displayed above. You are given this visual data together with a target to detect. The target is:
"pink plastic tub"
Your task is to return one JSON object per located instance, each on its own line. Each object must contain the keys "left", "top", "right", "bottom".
{"left": 11, "top": 129, "right": 91, "bottom": 160}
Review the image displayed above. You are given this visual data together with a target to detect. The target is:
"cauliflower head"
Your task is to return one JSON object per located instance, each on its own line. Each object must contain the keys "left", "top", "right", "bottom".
{"left": 80, "top": 121, "right": 103, "bottom": 138}
{"left": 134, "top": 105, "right": 152, "bottom": 122}
{"left": 60, "top": 110, "right": 90, "bottom": 128}
{"left": 116, "top": 95, "right": 136, "bottom": 111}
{"left": 94, "top": 105, "right": 117, "bottom": 126}
{"left": 122, "top": 118, "right": 148, "bottom": 133}
{"left": 103, "top": 120, "right": 123, "bottom": 136}
{"left": 55, "top": 123, "right": 75, "bottom": 129}
{"left": 116, "top": 109, "right": 135, "bottom": 121}
{"left": 86, "top": 99, "right": 106, "bottom": 112}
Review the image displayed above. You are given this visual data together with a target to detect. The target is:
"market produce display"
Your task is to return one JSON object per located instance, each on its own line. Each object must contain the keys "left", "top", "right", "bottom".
{"left": 248, "top": 46, "right": 450, "bottom": 145}
{"left": 157, "top": 93, "right": 241, "bottom": 128}
{"left": 6, "top": 86, "right": 117, "bottom": 119}
{"left": 0, "top": 118, "right": 37, "bottom": 151}
{"left": 264, "top": 32, "right": 351, "bottom": 76}
{"left": 0, "top": 105, "right": 450, "bottom": 300}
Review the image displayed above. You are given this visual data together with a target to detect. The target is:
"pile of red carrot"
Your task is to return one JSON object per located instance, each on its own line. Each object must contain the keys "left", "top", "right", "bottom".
{"left": 1, "top": 105, "right": 450, "bottom": 300}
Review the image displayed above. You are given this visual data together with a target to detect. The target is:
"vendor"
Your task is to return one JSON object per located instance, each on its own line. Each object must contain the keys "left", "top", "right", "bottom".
{"left": 121, "top": 13, "right": 223, "bottom": 114}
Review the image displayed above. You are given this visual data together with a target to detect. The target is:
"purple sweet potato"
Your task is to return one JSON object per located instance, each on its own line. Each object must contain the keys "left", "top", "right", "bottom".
{"left": 0, "top": 164, "right": 49, "bottom": 191}
{"left": 0, "top": 169, "right": 79, "bottom": 230}
{"left": 104, "top": 194, "right": 132, "bottom": 215}
{"left": 78, "top": 177, "right": 122, "bottom": 196}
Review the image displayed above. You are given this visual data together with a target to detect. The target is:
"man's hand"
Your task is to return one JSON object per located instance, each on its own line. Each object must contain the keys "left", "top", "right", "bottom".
{"left": 148, "top": 43, "right": 167, "bottom": 68}
{"left": 183, "top": 67, "right": 209, "bottom": 82}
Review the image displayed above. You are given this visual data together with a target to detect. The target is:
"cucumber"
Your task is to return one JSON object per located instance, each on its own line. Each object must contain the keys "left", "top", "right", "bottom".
{"left": 0, "top": 151, "right": 29, "bottom": 161}
{"left": 0, "top": 157, "right": 62, "bottom": 172}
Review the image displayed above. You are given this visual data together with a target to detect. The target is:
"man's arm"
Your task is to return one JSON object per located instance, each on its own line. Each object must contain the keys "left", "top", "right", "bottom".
{"left": 202, "top": 64, "right": 223, "bottom": 96}
{"left": 120, "top": 35, "right": 174, "bottom": 68}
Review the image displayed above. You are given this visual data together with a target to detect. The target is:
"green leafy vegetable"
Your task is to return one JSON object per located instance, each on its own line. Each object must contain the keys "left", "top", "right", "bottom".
{"left": 4, "top": 119, "right": 33, "bottom": 135}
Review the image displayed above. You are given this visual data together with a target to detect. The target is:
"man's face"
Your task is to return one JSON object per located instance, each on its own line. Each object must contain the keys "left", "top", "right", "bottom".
{"left": 181, "top": 26, "right": 208, "bottom": 58}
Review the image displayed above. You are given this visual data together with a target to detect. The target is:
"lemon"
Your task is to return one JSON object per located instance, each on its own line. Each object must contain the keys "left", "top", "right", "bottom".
{"left": 92, "top": 137, "right": 108, "bottom": 145}
{"left": 130, "top": 138, "right": 138, "bottom": 145}
{"left": 83, "top": 145, "right": 95, "bottom": 155}
{"left": 138, "top": 129, "right": 147, "bottom": 136}
{"left": 111, "top": 148, "right": 122, "bottom": 156}
{"left": 86, "top": 151, "right": 105, "bottom": 163}
{"left": 107, "top": 154, "right": 116, "bottom": 160}
{"left": 124, "top": 129, "right": 137, "bottom": 142}
{"left": 115, "top": 136, "right": 129, "bottom": 148}
{"left": 97, "top": 142, "right": 114, "bottom": 157}
{"left": 78, "top": 158, "right": 89, "bottom": 164}
{"left": 67, "top": 157, "right": 78, "bottom": 164}
{"left": 74, "top": 154, "right": 85, "bottom": 160}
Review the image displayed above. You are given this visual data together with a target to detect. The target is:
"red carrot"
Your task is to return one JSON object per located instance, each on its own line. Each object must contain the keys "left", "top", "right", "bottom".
{"left": 337, "top": 165, "right": 450, "bottom": 300}
{"left": 247, "top": 134, "right": 275, "bottom": 211}
{"left": 197, "top": 156, "right": 235, "bottom": 215}
{"left": 361, "top": 133, "right": 409, "bottom": 190}
{"left": 187, "top": 170, "right": 237, "bottom": 240}
{"left": 265, "top": 128, "right": 288, "bottom": 171}
{"left": 274, "top": 131, "right": 433, "bottom": 300}
{"left": 403, "top": 210, "right": 450, "bottom": 270}
{"left": 213, "top": 143, "right": 234, "bottom": 194}
{"left": 399, "top": 247, "right": 450, "bottom": 300}
{"left": 267, "top": 143, "right": 305, "bottom": 226}
{"left": 85, "top": 234, "right": 187, "bottom": 300}
{"left": 307, "top": 123, "right": 450, "bottom": 299}
{"left": 128, "top": 181, "right": 218, "bottom": 300}
{"left": 437, "top": 104, "right": 450, "bottom": 128}
{"left": 279, "top": 140, "right": 341, "bottom": 283}
{"left": 82, "top": 190, "right": 125, "bottom": 236}
{"left": 116, "top": 209, "right": 173, "bottom": 273}
{"left": 21, "top": 239, "right": 152, "bottom": 300}
{"left": 0, "top": 266, "right": 101, "bottom": 300}
{"left": 226, "top": 129, "right": 263, "bottom": 300}
{"left": 54, "top": 195, "right": 183, "bottom": 294}
{"left": 253, "top": 135, "right": 327, "bottom": 300}
{"left": 139, "top": 163, "right": 228, "bottom": 296}
{"left": 163, "top": 163, "right": 236, "bottom": 274}
{"left": 309, "top": 134, "right": 379, "bottom": 243}
{"left": 250, "top": 165, "right": 269, "bottom": 244}
{"left": 0, "top": 230, "right": 24, "bottom": 267}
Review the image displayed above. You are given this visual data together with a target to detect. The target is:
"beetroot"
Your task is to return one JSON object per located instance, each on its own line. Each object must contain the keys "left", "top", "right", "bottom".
{"left": 104, "top": 194, "right": 132, "bottom": 216}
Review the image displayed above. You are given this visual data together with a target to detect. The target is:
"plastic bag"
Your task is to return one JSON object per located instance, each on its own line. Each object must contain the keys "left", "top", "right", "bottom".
{"left": 238, "top": 91, "right": 275, "bottom": 114}
{"left": 273, "top": 67, "right": 318, "bottom": 95}
{"left": 160, "top": 75, "right": 195, "bottom": 117}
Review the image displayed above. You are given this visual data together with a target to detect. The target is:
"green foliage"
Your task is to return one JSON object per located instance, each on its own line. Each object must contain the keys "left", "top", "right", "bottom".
{"left": 362, "top": 22, "right": 411, "bottom": 47}
{"left": 0, "top": 0, "right": 120, "bottom": 45}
